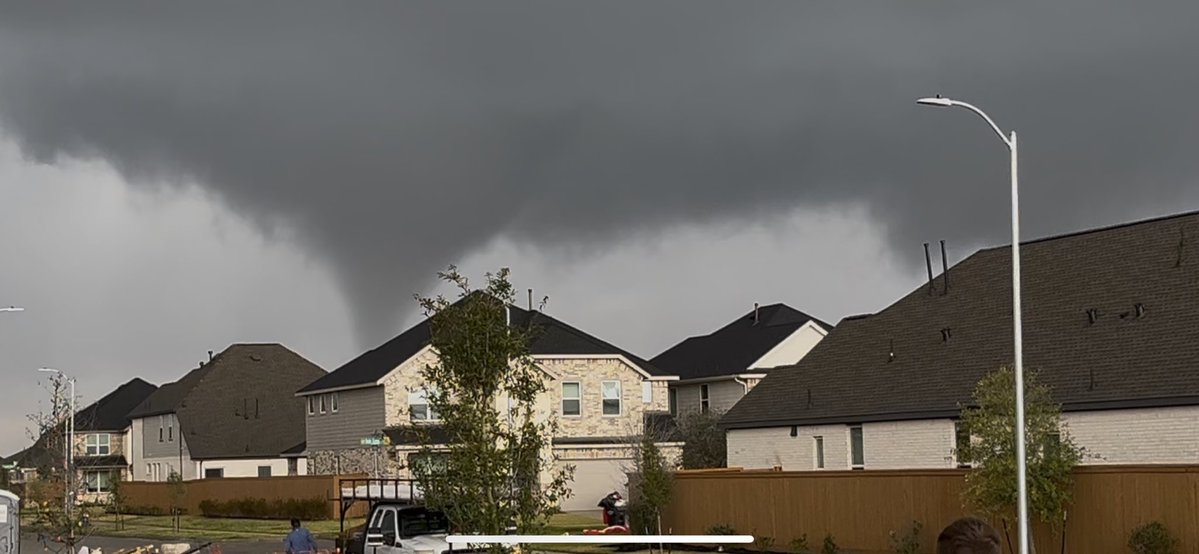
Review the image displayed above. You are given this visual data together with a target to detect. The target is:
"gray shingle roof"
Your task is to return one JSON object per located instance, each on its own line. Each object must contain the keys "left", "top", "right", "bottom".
{"left": 298, "top": 297, "right": 667, "bottom": 395}
{"left": 723, "top": 210, "right": 1199, "bottom": 429}
{"left": 651, "top": 303, "right": 830, "bottom": 380}
{"left": 132, "top": 344, "right": 327, "bottom": 459}
{"left": 76, "top": 378, "right": 158, "bottom": 432}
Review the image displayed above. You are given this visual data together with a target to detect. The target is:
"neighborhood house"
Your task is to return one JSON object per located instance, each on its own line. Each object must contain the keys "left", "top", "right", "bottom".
{"left": 297, "top": 299, "right": 680, "bottom": 512}
{"left": 723, "top": 212, "right": 1199, "bottom": 471}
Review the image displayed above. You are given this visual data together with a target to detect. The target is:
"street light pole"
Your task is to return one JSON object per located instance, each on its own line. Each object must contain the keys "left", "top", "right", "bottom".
{"left": 917, "top": 96, "right": 1029, "bottom": 554}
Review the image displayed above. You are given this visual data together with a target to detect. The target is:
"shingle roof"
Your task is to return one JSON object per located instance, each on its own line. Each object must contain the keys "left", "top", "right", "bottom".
{"left": 132, "top": 344, "right": 327, "bottom": 460}
{"left": 76, "top": 378, "right": 158, "bottom": 432}
{"left": 651, "top": 303, "right": 831, "bottom": 380}
{"left": 298, "top": 298, "right": 668, "bottom": 395}
{"left": 723, "top": 210, "right": 1199, "bottom": 429}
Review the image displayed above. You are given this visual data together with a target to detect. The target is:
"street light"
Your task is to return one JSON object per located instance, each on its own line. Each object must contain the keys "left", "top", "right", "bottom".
{"left": 38, "top": 367, "right": 76, "bottom": 533}
{"left": 917, "top": 95, "right": 1028, "bottom": 554}
{"left": 0, "top": 306, "right": 24, "bottom": 312}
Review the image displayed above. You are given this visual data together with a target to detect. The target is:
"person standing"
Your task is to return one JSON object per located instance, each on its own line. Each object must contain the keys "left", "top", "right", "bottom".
{"left": 285, "top": 518, "right": 319, "bottom": 554}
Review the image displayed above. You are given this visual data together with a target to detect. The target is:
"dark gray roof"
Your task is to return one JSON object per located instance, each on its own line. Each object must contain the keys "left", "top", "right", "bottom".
{"left": 724, "top": 210, "right": 1199, "bottom": 429}
{"left": 651, "top": 303, "right": 831, "bottom": 380}
{"left": 134, "top": 344, "right": 327, "bottom": 459}
{"left": 299, "top": 297, "right": 667, "bottom": 394}
{"left": 76, "top": 378, "right": 158, "bottom": 432}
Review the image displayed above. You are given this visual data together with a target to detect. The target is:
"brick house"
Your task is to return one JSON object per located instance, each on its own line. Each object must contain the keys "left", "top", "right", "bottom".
{"left": 296, "top": 300, "right": 679, "bottom": 512}
{"left": 127, "top": 344, "right": 325, "bottom": 481}
{"left": 723, "top": 211, "right": 1199, "bottom": 470}
{"left": 651, "top": 303, "right": 830, "bottom": 416}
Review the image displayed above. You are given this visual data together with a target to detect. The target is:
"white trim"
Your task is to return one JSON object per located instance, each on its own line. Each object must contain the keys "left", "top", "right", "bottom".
{"left": 674, "top": 374, "right": 766, "bottom": 385}
{"left": 746, "top": 320, "right": 829, "bottom": 370}
{"left": 296, "top": 382, "right": 380, "bottom": 397}
{"left": 551, "top": 441, "right": 685, "bottom": 450}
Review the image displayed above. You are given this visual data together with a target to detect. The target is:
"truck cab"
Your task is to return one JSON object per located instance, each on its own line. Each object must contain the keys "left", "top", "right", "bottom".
{"left": 361, "top": 503, "right": 452, "bottom": 554}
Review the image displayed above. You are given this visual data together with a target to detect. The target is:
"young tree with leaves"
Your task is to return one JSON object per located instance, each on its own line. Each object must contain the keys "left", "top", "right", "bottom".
{"left": 411, "top": 266, "right": 572, "bottom": 553}
{"left": 675, "top": 409, "right": 727, "bottom": 469}
{"left": 959, "top": 366, "right": 1084, "bottom": 550}
{"left": 628, "top": 430, "right": 673, "bottom": 546}
{"left": 24, "top": 373, "right": 96, "bottom": 554}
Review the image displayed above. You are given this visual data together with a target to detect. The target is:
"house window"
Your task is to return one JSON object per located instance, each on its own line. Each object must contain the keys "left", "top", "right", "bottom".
{"left": 331, "top": 393, "right": 339, "bottom": 413}
{"left": 319, "top": 394, "right": 327, "bottom": 414}
{"left": 849, "top": 426, "right": 865, "bottom": 469}
{"left": 159, "top": 415, "right": 164, "bottom": 442}
{"left": 146, "top": 464, "right": 152, "bottom": 480}
{"left": 955, "top": 421, "right": 972, "bottom": 468}
{"left": 814, "top": 436, "right": 825, "bottom": 469}
{"left": 561, "top": 382, "right": 581, "bottom": 416}
{"left": 85, "top": 434, "right": 111, "bottom": 456}
{"left": 669, "top": 388, "right": 678, "bottom": 415}
{"left": 85, "top": 470, "right": 114, "bottom": 493}
{"left": 700, "top": 384, "right": 710, "bottom": 414}
{"left": 288, "top": 458, "right": 298, "bottom": 476}
{"left": 205, "top": 468, "right": 224, "bottom": 479}
{"left": 168, "top": 417, "right": 174, "bottom": 442}
{"left": 601, "top": 380, "right": 622, "bottom": 416}
{"left": 642, "top": 381, "right": 653, "bottom": 404}
{"left": 307, "top": 396, "right": 315, "bottom": 416}
{"left": 257, "top": 466, "right": 272, "bottom": 478}
{"left": 409, "top": 388, "right": 440, "bottom": 422}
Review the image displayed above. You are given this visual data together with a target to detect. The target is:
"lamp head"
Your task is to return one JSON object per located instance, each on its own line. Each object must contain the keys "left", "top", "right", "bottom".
{"left": 917, "top": 96, "right": 954, "bottom": 107}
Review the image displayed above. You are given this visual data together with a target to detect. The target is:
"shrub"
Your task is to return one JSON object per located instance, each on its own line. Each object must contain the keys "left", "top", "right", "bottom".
{"left": 1128, "top": 521, "right": 1178, "bottom": 554}
{"left": 198, "top": 497, "right": 327, "bottom": 520}
{"left": 125, "top": 505, "right": 166, "bottom": 516}
{"left": 821, "top": 534, "right": 839, "bottom": 554}
{"left": 789, "top": 534, "right": 811, "bottom": 554}
{"left": 889, "top": 521, "right": 922, "bottom": 554}
{"left": 707, "top": 524, "right": 738, "bottom": 535}
{"left": 755, "top": 534, "right": 775, "bottom": 554}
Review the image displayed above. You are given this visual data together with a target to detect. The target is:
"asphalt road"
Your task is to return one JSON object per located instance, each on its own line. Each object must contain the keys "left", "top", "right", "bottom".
{"left": 20, "top": 534, "right": 337, "bottom": 554}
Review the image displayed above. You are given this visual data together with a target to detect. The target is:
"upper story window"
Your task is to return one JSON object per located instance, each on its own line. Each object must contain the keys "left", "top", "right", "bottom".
{"left": 319, "top": 394, "right": 327, "bottom": 414}
{"left": 668, "top": 388, "right": 677, "bottom": 415}
{"left": 158, "top": 415, "right": 164, "bottom": 442}
{"left": 700, "top": 384, "right": 710, "bottom": 414}
{"left": 954, "top": 421, "right": 972, "bottom": 468}
{"left": 85, "top": 434, "right": 111, "bottom": 456}
{"left": 601, "top": 380, "right": 622, "bottom": 416}
{"left": 642, "top": 381, "right": 653, "bottom": 404}
{"left": 308, "top": 396, "right": 315, "bottom": 416}
{"left": 814, "top": 436, "right": 825, "bottom": 469}
{"left": 168, "top": 416, "right": 174, "bottom": 442}
{"left": 409, "top": 388, "right": 440, "bottom": 422}
{"left": 331, "top": 392, "right": 339, "bottom": 413}
{"left": 561, "top": 382, "right": 581, "bottom": 416}
{"left": 849, "top": 425, "right": 865, "bottom": 469}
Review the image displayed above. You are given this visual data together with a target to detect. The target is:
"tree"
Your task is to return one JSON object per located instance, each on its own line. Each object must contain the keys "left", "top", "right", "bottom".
{"left": 675, "top": 409, "right": 727, "bottom": 469}
{"left": 628, "top": 431, "right": 673, "bottom": 546}
{"left": 167, "top": 471, "right": 186, "bottom": 532}
{"left": 959, "top": 366, "right": 1084, "bottom": 547}
{"left": 411, "top": 266, "right": 572, "bottom": 553}
{"left": 24, "top": 373, "right": 96, "bottom": 554}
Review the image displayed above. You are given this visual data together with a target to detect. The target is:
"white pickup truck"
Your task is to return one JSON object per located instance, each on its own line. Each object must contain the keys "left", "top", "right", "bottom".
{"left": 359, "top": 503, "right": 454, "bottom": 554}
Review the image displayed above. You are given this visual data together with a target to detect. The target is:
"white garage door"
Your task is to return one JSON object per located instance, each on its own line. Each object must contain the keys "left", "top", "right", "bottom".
{"left": 558, "top": 459, "right": 628, "bottom": 512}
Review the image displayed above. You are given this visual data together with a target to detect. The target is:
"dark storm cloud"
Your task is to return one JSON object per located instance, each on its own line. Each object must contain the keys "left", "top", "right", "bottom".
{"left": 1, "top": 2, "right": 1197, "bottom": 345}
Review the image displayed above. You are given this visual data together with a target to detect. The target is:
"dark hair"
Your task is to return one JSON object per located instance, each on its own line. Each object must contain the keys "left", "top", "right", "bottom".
{"left": 291, "top": 518, "right": 301, "bottom": 529}
{"left": 937, "top": 517, "right": 1001, "bottom": 554}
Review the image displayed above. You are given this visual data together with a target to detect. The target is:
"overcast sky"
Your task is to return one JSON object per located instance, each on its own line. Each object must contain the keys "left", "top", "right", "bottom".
{"left": 3, "top": 2, "right": 1199, "bottom": 455}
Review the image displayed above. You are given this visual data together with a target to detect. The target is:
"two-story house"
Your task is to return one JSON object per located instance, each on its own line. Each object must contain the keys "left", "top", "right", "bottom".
{"left": 652, "top": 303, "right": 830, "bottom": 416}
{"left": 127, "top": 343, "right": 325, "bottom": 481}
{"left": 297, "top": 301, "right": 679, "bottom": 511}
{"left": 724, "top": 210, "right": 1199, "bottom": 471}
{"left": 73, "top": 378, "right": 158, "bottom": 502}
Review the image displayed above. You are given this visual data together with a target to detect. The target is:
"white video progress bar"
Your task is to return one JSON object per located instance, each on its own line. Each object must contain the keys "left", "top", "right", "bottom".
{"left": 447, "top": 535, "right": 755, "bottom": 545}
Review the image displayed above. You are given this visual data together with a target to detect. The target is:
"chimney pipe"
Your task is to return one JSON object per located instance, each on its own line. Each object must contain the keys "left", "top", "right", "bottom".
{"left": 528, "top": 289, "right": 533, "bottom": 310}
{"left": 753, "top": 302, "right": 760, "bottom": 324}
{"left": 924, "top": 243, "right": 935, "bottom": 296}
{"left": 208, "top": 350, "right": 213, "bottom": 361}
{"left": 940, "top": 240, "right": 949, "bottom": 296}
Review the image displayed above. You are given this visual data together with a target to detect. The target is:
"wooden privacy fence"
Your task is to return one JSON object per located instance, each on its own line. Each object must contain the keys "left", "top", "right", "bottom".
{"left": 121, "top": 474, "right": 370, "bottom": 520}
{"left": 660, "top": 465, "right": 1199, "bottom": 554}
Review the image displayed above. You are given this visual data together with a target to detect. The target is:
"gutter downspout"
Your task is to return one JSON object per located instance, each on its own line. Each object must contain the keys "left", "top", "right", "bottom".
{"left": 733, "top": 376, "right": 750, "bottom": 396}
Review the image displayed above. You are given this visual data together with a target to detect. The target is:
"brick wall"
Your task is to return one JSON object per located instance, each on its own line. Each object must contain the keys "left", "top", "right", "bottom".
{"left": 862, "top": 419, "right": 956, "bottom": 469}
{"left": 1064, "top": 406, "right": 1199, "bottom": 464}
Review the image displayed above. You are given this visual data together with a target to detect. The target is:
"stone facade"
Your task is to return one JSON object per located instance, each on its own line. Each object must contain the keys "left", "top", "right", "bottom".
{"left": 536, "top": 356, "right": 670, "bottom": 439}
{"left": 382, "top": 347, "right": 443, "bottom": 427}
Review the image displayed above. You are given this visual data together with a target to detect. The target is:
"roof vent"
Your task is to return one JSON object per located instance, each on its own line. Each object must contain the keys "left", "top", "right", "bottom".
{"left": 888, "top": 340, "right": 895, "bottom": 363}
{"left": 250, "top": 354, "right": 262, "bottom": 362}
{"left": 790, "top": 426, "right": 798, "bottom": 437}
{"left": 924, "top": 243, "right": 935, "bottom": 296}
{"left": 1135, "top": 303, "right": 1146, "bottom": 318}
{"left": 1086, "top": 309, "right": 1100, "bottom": 325}
{"left": 753, "top": 303, "right": 760, "bottom": 325}
{"left": 940, "top": 328, "right": 952, "bottom": 342}
{"left": 940, "top": 240, "right": 949, "bottom": 296}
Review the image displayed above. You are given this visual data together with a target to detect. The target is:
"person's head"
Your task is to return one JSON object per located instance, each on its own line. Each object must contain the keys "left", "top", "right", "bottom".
{"left": 937, "top": 517, "right": 1001, "bottom": 554}
{"left": 290, "top": 518, "right": 301, "bottom": 529}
